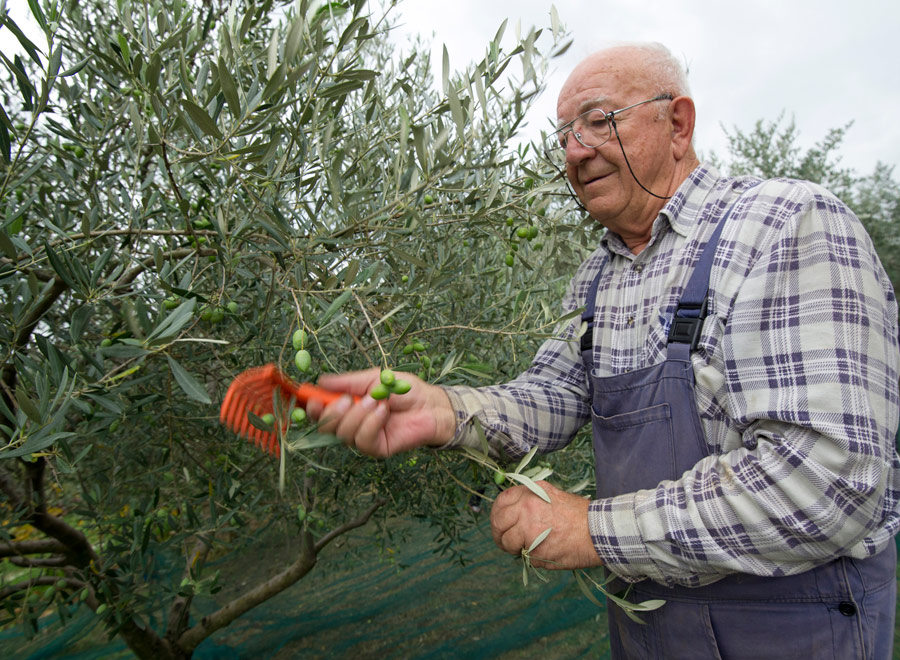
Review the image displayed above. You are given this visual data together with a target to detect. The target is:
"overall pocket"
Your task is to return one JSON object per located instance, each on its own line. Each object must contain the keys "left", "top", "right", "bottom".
{"left": 591, "top": 402, "right": 677, "bottom": 499}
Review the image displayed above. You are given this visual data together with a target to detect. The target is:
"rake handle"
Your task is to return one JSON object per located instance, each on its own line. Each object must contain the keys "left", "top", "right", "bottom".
{"left": 292, "top": 382, "right": 361, "bottom": 407}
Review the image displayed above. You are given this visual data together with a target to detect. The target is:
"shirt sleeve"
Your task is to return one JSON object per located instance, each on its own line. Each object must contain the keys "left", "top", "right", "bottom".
{"left": 440, "top": 256, "right": 600, "bottom": 460}
{"left": 589, "top": 183, "right": 900, "bottom": 587}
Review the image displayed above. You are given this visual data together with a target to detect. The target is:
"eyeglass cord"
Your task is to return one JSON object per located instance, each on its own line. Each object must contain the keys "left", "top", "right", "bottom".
{"left": 545, "top": 119, "right": 673, "bottom": 217}
{"left": 610, "top": 120, "right": 672, "bottom": 201}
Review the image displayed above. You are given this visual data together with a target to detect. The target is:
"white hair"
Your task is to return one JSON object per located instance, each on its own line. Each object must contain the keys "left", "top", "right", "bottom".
{"left": 595, "top": 41, "right": 691, "bottom": 99}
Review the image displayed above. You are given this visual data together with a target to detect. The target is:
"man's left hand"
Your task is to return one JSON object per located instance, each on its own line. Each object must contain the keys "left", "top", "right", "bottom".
{"left": 490, "top": 480, "right": 604, "bottom": 570}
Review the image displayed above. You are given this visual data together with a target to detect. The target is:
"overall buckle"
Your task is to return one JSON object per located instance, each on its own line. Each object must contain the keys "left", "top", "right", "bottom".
{"left": 667, "top": 299, "right": 707, "bottom": 350}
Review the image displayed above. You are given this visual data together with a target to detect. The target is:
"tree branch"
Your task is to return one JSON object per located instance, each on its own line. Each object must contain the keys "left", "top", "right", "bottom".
{"left": 0, "top": 575, "right": 68, "bottom": 600}
{"left": 8, "top": 554, "right": 69, "bottom": 568}
{"left": 0, "top": 464, "right": 100, "bottom": 567}
{"left": 176, "top": 530, "right": 318, "bottom": 653}
{"left": 166, "top": 534, "right": 212, "bottom": 642}
{"left": 0, "top": 538, "right": 67, "bottom": 558}
{"left": 314, "top": 497, "right": 385, "bottom": 553}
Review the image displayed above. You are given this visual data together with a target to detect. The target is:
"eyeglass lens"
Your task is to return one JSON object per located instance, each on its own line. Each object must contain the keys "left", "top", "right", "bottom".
{"left": 545, "top": 110, "right": 613, "bottom": 167}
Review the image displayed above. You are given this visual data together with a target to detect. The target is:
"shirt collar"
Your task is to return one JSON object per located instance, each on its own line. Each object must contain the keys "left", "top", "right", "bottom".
{"left": 599, "top": 163, "right": 722, "bottom": 257}
{"left": 658, "top": 163, "right": 722, "bottom": 238}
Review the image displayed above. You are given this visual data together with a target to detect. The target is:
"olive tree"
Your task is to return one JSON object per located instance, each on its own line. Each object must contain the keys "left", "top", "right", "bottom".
{"left": 0, "top": 0, "right": 590, "bottom": 657}
{"left": 716, "top": 115, "right": 900, "bottom": 291}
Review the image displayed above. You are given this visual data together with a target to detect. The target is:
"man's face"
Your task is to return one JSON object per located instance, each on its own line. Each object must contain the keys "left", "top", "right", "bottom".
{"left": 556, "top": 53, "right": 672, "bottom": 243}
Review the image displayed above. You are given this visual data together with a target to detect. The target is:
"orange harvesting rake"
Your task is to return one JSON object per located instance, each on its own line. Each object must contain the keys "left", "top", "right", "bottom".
{"left": 219, "top": 364, "right": 357, "bottom": 456}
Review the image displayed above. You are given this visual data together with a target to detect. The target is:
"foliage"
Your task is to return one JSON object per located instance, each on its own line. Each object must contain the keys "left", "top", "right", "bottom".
{"left": 0, "top": 0, "right": 591, "bottom": 656}
{"left": 716, "top": 115, "right": 900, "bottom": 292}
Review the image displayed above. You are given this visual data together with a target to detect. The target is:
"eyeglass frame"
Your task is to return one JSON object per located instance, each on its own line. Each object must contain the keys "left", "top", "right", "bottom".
{"left": 544, "top": 93, "right": 675, "bottom": 166}
{"left": 542, "top": 92, "right": 676, "bottom": 202}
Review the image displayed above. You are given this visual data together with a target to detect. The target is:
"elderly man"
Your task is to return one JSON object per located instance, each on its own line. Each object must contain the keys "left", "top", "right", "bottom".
{"left": 308, "top": 43, "right": 900, "bottom": 658}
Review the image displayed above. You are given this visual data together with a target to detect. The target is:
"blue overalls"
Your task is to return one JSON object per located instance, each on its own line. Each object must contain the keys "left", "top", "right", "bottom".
{"left": 579, "top": 199, "right": 897, "bottom": 659}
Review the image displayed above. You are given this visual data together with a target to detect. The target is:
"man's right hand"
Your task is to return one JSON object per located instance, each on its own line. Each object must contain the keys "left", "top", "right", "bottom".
{"left": 305, "top": 368, "right": 457, "bottom": 458}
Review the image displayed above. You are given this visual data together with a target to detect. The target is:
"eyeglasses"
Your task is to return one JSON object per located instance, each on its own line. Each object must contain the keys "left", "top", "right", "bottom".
{"left": 543, "top": 93, "right": 674, "bottom": 169}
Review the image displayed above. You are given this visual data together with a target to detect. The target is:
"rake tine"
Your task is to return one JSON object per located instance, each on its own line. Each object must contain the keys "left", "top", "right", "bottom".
{"left": 220, "top": 364, "right": 356, "bottom": 455}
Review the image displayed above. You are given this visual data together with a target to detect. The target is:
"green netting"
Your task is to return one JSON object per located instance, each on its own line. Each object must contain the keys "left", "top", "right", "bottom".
{"left": 0, "top": 516, "right": 611, "bottom": 659}
{"left": 4, "top": 521, "right": 900, "bottom": 658}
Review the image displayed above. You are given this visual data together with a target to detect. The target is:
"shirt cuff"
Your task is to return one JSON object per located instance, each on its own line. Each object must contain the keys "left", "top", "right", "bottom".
{"left": 588, "top": 492, "right": 667, "bottom": 584}
{"left": 435, "top": 385, "right": 493, "bottom": 453}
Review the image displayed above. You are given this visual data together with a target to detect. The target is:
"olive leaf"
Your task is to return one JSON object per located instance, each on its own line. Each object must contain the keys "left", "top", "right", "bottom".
{"left": 527, "top": 526, "right": 552, "bottom": 553}
{"left": 165, "top": 355, "right": 211, "bottom": 405}
{"left": 504, "top": 472, "right": 550, "bottom": 503}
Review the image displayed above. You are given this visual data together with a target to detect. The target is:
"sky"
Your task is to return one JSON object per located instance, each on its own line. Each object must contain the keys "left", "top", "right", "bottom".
{"left": 389, "top": 0, "right": 900, "bottom": 177}
{"left": 3, "top": 0, "right": 897, "bottom": 176}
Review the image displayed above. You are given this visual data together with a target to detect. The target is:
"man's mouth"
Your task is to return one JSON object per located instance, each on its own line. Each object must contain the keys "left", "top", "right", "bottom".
{"left": 582, "top": 172, "right": 611, "bottom": 186}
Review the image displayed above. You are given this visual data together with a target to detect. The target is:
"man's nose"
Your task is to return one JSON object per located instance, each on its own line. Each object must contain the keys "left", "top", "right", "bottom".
{"left": 565, "top": 133, "right": 595, "bottom": 165}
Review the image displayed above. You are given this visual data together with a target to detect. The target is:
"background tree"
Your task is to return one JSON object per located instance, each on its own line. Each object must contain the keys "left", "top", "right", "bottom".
{"left": 0, "top": 1, "right": 590, "bottom": 657}
{"left": 714, "top": 115, "right": 900, "bottom": 291}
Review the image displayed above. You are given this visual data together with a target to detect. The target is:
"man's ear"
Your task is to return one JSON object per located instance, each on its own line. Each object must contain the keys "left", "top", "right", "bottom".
{"left": 669, "top": 95, "right": 696, "bottom": 160}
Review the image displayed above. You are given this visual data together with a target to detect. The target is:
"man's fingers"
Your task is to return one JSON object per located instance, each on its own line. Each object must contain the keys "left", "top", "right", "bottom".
{"left": 312, "top": 395, "right": 353, "bottom": 434}
{"left": 498, "top": 527, "right": 528, "bottom": 556}
{"left": 348, "top": 402, "right": 390, "bottom": 456}
{"left": 317, "top": 369, "right": 381, "bottom": 396}
{"left": 490, "top": 485, "right": 527, "bottom": 547}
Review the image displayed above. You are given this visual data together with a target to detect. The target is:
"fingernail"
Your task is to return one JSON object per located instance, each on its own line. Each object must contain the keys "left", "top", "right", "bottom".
{"left": 332, "top": 395, "right": 353, "bottom": 415}
{"left": 360, "top": 395, "right": 376, "bottom": 411}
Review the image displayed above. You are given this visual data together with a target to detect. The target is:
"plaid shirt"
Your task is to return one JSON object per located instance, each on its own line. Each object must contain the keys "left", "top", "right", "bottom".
{"left": 444, "top": 164, "right": 900, "bottom": 586}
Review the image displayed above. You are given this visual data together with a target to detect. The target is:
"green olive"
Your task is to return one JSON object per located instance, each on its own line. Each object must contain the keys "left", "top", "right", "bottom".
{"left": 370, "top": 384, "right": 391, "bottom": 400}
{"left": 294, "top": 349, "right": 311, "bottom": 373}
{"left": 506, "top": 216, "right": 515, "bottom": 227}
{"left": 209, "top": 308, "right": 224, "bottom": 323}
{"left": 164, "top": 297, "right": 179, "bottom": 310}
{"left": 292, "top": 328, "right": 307, "bottom": 350}
{"left": 261, "top": 413, "right": 275, "bottom": 426}
{"left": 494, "top": 470, "right": 506, "bottom": 486}
{"left": 505, "top": 253, "right": 515, "bottom": 267}
{"left": 423, "top": 194, "right": 434, "bottom": 204}
{"left": 100, "top": 338, "right": 113, "bottom": 347}
{"left": 390, "top": 379, "right": 411, "bottom": 395}
{"left": 380, "top": 369, "right": 396, "bottom": 386}
{"left": 401, "top": 275, "right": 409, "bottom": 283}
{"left": 226, "top": 301, "right": 238, "bottom": 313}
{"left": 291, "top": 408, "right": 307, "bottom": 424}
{"left": 516, "top": 226, "right": 530, "bottom": 239}
{"left": 297, "top": 504, "right": 307, "bottom": 522}
{"left": 412, "top": 341, "right": 426, "bottom": 352}
{"left": 402, "top": 343, "right": 415, "bottom": 355}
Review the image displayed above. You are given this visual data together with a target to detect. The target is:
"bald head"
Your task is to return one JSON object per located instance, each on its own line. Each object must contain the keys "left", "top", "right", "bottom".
{"left": 559, "top": 43, "right": 690, "bottom": 123}
{"left": 555, "top": 43, "right": 700, "bottom": 253}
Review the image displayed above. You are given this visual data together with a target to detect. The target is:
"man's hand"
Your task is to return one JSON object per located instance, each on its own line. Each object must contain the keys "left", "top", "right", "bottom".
{"left": 305, "top": 368, "right": 457, "bottom": 458}
{"left": 490, "top": 480, "right": 604, "bottom": 570}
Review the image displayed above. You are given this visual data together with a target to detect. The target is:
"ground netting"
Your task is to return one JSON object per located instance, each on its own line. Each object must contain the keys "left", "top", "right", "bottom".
{"left": 6, "top": 520, "right": 900, "bottom": 659}
{"left": 0, "top": 515, "right": 612, "bottom": 659}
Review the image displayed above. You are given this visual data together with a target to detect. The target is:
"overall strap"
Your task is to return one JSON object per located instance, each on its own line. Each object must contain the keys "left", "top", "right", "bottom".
{"left": 666, "top": 185, "right": 757, "bottom": 360}
{"left": 580, "top": 184, "right": 758, "bottom": 379}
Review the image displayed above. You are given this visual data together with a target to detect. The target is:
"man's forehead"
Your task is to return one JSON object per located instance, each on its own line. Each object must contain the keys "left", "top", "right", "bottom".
{"left": 556, "top": 95, "right": 615, "bottom": 128}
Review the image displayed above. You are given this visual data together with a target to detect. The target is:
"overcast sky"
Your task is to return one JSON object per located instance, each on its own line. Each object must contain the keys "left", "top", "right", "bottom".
{"left": 3, "top": 1, "right": 897, "bottom": 176}
{"left": 390, "top": 0, "right": 900, "bottom": 177}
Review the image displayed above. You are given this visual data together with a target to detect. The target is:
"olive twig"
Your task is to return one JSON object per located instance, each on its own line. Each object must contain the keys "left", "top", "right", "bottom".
{"left": 351, "top": 290, "right": 388, "bottom": 367}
